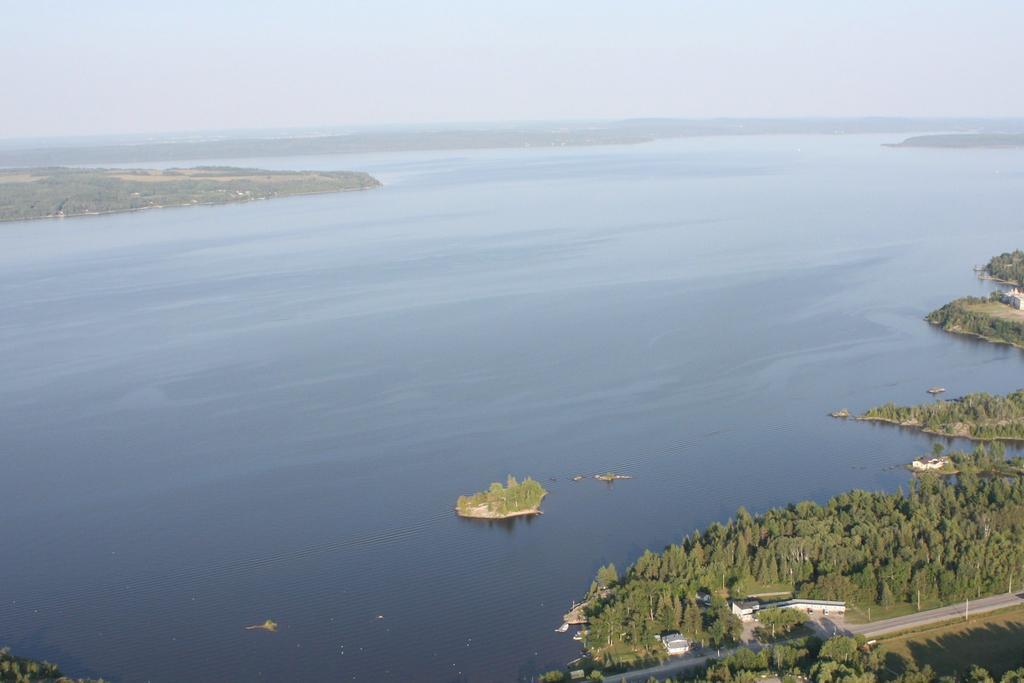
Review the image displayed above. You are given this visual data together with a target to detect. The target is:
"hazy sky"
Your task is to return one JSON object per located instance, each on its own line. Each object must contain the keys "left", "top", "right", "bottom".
{"left": 3, "top": 1, "right": 1022, "bottom": 139}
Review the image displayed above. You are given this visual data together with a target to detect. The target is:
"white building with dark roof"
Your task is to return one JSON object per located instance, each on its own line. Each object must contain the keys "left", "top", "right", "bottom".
{"left": 731, "top": 598, "right": 846, "bottom": 621}
{"left": 730, "top": 599, "right": 760, "bottom": 621}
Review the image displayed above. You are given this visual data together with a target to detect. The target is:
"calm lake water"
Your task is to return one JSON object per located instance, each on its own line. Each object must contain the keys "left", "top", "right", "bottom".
{"left": 2, "top": 135, "right": 1024, "bottom": 682}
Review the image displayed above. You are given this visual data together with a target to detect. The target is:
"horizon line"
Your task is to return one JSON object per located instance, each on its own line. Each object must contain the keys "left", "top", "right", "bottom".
{"left": 4, "top": 114, "right": 1024, "bottom": 146}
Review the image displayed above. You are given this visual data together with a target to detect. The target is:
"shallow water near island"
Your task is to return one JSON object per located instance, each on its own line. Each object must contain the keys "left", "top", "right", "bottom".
{"left": 3, "top": 135, "right": 1024, "bottom": 682}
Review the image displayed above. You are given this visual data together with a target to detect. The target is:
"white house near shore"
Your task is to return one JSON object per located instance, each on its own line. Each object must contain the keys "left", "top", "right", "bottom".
{"left": 730, "top": 598, "right": 846, "bottom": 622}
{"left": 660, "top": 632, "right": 691, "bottom": 655}
{"left": 911, "top": 457, "right": 949, "bottom": 471}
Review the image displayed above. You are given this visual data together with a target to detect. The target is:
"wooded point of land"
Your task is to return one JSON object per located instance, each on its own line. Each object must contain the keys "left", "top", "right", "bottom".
{"left": 0, "top": 166, "right": 380, "bottom": 222}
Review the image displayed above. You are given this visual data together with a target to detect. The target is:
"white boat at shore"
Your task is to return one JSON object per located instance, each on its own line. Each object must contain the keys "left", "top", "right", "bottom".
{"left": 555, "top": 622, "right": 569, "bottom": 633}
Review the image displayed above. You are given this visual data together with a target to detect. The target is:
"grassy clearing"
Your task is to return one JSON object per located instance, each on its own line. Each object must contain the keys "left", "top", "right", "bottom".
{"left": 105, "top": 169, "right": 345, "bottom": 184}
{"left": 743, "top": 582, "right": 794, "bottom": 598}
{"left": 963, "top": 300, "right": 1024, "bottom": 323}
{"left": 846, "top": 598, "right": 945, "bottom": 625}
{"left": 600, "top": 642, "right": 644, "bottom": 668}
{"left": 0, "top": 173, "right": 41, "bottom": 183}
{"left": 876, "top": 605, "right": 1024, "bottom": 678}
{"left": 754, "top": 621, "right": 815, "bottom": 644}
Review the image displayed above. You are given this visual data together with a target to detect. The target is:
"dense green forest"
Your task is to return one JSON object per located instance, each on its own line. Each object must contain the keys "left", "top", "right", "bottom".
{"left": 861, "top": 391, "right": 1024, "bottom": 440}
{"left": 926, "top": 295, "right": 1024, "bottom": 348}
{"left": 945, "top": 444, "right": 1024, "bottom": 476}
{"left": 544, "top": 636, "right": 886, "bottom": 682}
{"left": 985, "top": 251, "right": 1024, "bottom": 285}
{"left": 0, "top": 647, "right": 104, "bottom": 682}
{"left": 578, "top": 474, "right": 1024, "bottom": 663}
{"left": 0, "top": 167, "right": 380, "bottom": 222}
{"left": 691, "top": 635, "right": 1021, "bottom": 683}
{"left": 455, "top": 476, "right": 548, "bottom": 518}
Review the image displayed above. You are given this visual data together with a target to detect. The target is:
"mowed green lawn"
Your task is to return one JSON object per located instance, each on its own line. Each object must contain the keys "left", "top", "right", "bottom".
{"left": 964, "top": 300, "right": 1024, "bottom": 323}
{"left": 599, "top": 642, "right": 644, "bottom": 668}
{"left": 877, "top": 606, "right": 1024, "bottom": 678}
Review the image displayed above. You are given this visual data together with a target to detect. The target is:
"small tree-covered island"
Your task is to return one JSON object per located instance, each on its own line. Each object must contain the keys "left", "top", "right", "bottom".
{"left": 0, "top": 166, "right": 381, "bottom": 222}
{"left": 455, "top": 476, "right": 548, "bottom": 519}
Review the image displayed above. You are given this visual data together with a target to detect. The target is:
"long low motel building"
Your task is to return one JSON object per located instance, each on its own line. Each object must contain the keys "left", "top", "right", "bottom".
{"left": 731, "top": 598, "right": 846, "bottom": 622}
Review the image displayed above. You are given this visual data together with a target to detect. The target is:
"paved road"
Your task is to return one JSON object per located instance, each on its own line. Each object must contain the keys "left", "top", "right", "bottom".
{"left": 608, "top": 592, "right": 1024, "bottom": 682}
{"left": 849, "top": 591, "right": 1024, "bottom": 639}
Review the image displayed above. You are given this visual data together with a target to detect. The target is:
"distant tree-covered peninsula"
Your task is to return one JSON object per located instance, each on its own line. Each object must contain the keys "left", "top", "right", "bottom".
{"left": 455, "top": 476, "right": 547, "bottom": 519}
{"left": 920, "top": 251, "right": 1024, "bottom": 348}
{"left": 1, "top": 119, "right": 1008, "bottom": 167}
{"left": 927, "top": 294, "right": 1024, "bottom": 348}
{"left": 0, "top": 166, "right": 380, "bottom": 222}
{"left": 860, "top": 390, "right": 1024, "bottom": 440}
{"left": 887, "top": 133, "right": 1024, "bottom": 149}
{"left": 982, "top": 249, "right": 1024, "bottom": 286}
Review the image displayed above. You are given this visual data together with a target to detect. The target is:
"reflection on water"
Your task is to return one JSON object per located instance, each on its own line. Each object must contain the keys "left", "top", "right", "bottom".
{"left": 457, "top": 514, "right": 543, "bottom": 532}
